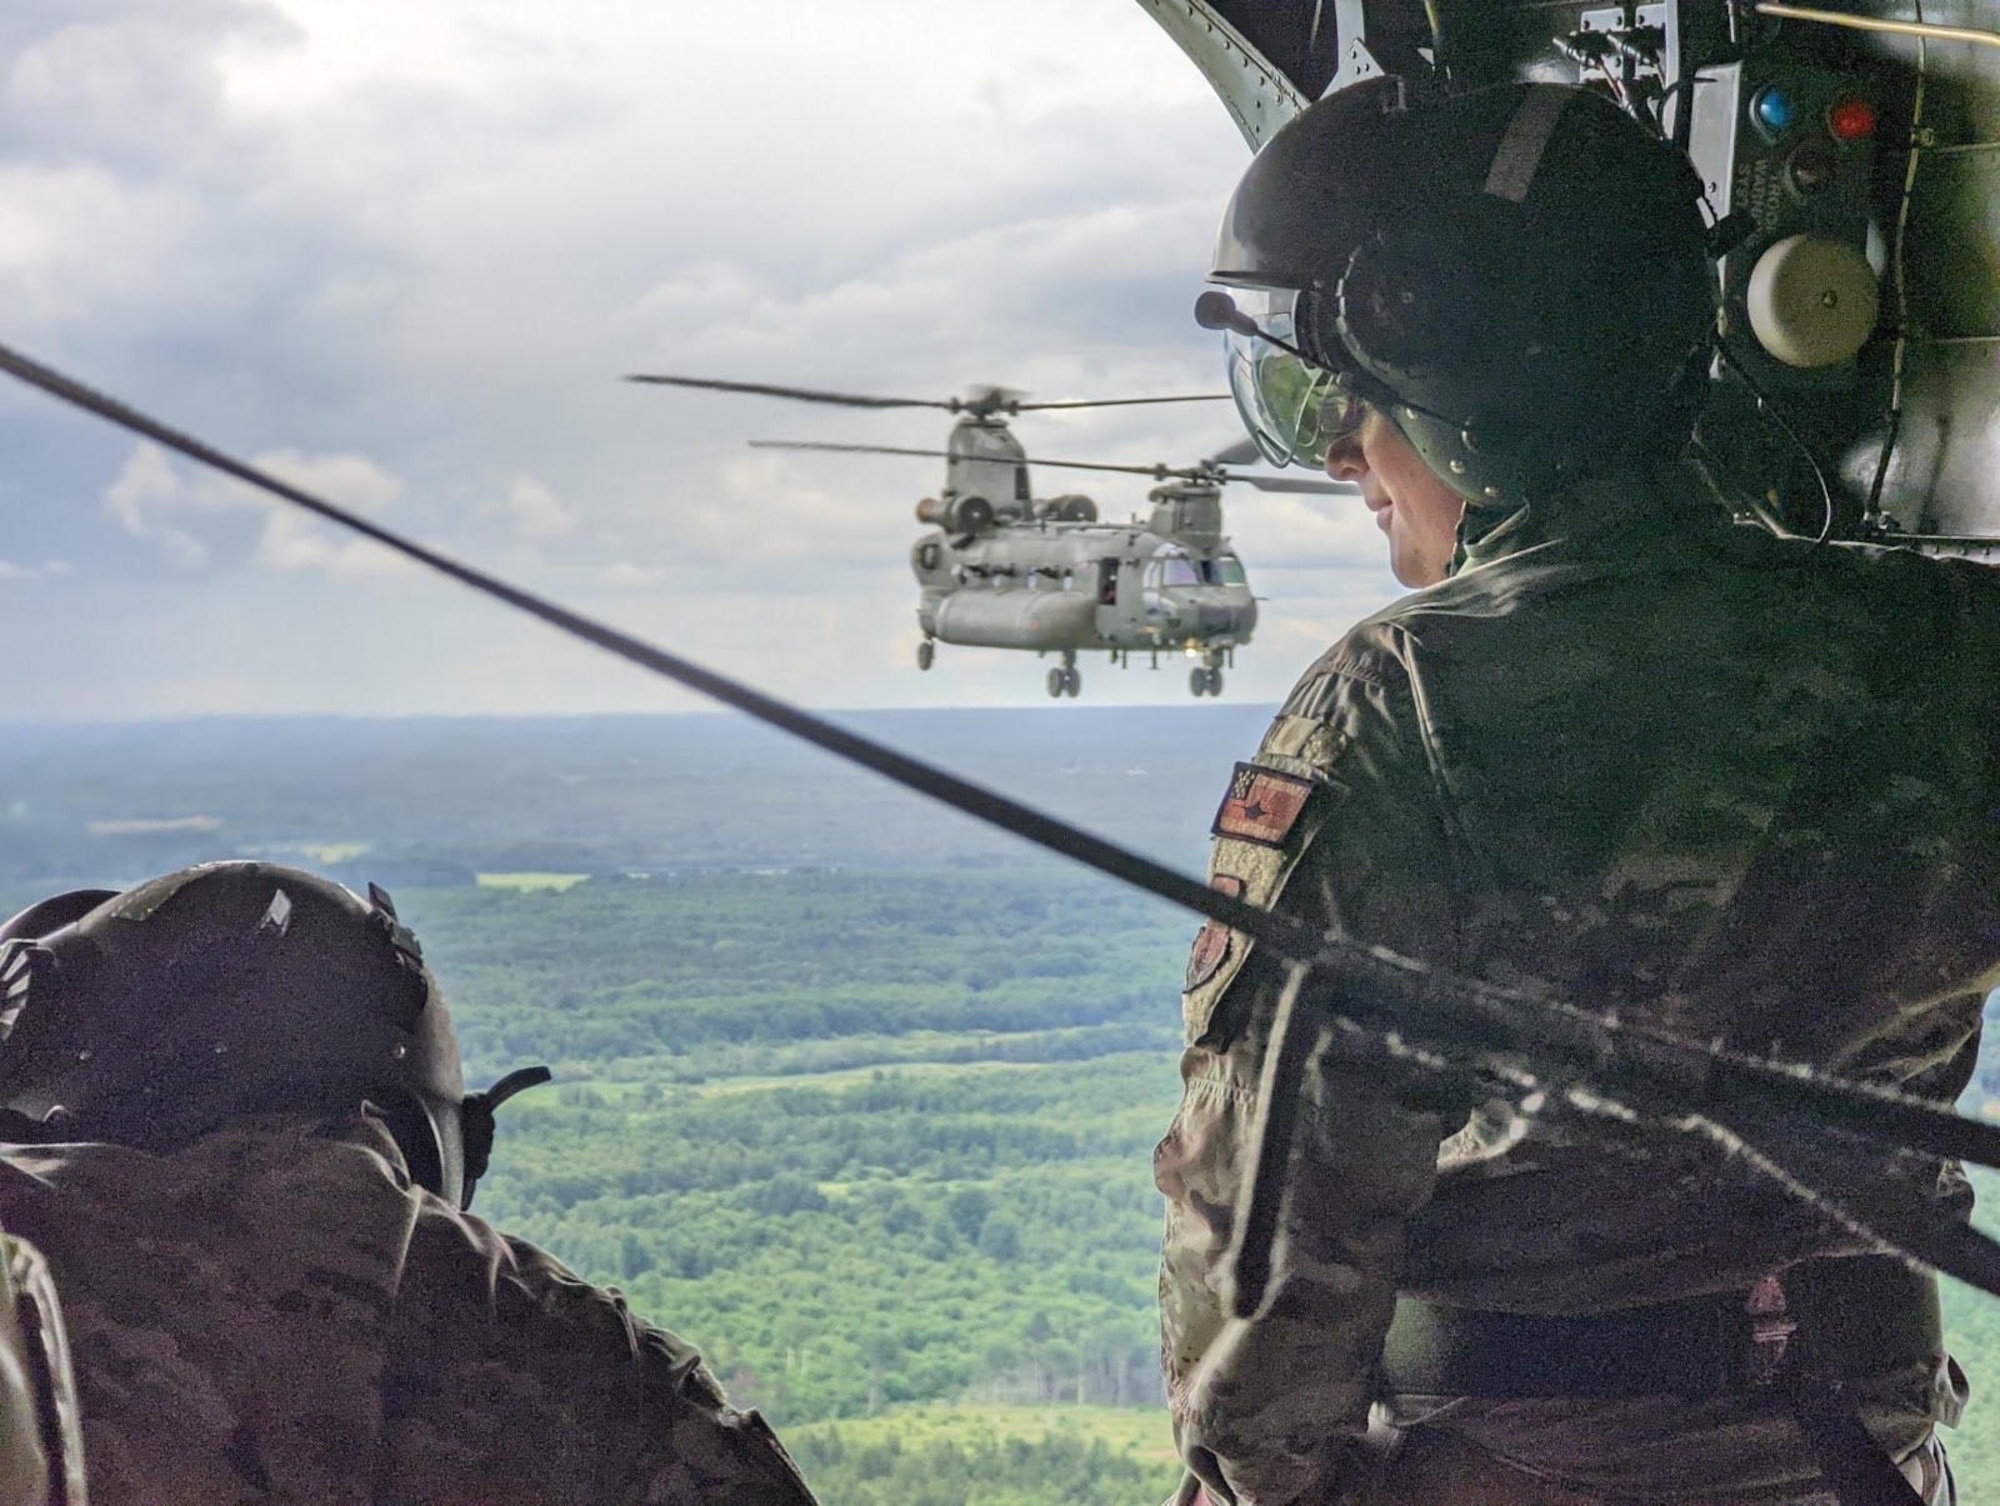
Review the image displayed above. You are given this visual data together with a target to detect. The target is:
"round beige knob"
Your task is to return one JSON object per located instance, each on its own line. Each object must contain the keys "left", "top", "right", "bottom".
{"left": 1745, "top": 233, "right": 1880, "bottom": 368}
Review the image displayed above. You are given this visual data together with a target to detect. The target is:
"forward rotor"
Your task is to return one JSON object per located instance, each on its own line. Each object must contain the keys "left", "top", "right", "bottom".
{"left": 746, "top": 438, "right": 1356, "bottom": 495}
{"left": 624, "top": 372, "right": 1232, "bottom": 420}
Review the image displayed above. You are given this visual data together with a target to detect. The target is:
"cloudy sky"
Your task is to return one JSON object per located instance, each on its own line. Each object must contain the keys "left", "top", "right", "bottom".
{"left": 0, "top": 0, "right": 1401, "bottom": 718}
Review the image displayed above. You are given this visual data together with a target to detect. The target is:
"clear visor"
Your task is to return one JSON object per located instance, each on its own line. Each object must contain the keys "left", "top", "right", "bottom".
{"left": 1215, "top": 288, "right": 1364, "bottom": 470}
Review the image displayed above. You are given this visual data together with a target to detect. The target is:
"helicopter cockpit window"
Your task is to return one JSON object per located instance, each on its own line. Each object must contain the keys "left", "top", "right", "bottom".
{"left": 1148, "top": 549, "right": 1201, "bottom": 589}
{"left": 1203, "top": 556, "right": 1247, "bottom": 587}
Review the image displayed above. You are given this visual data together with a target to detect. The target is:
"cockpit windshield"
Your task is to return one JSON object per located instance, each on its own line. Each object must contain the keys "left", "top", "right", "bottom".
{"left": 1146, "top": 548, "right": 1202, "bottom": 589}
{"left": 1203, "top": 556, "right": 1247, "bottom": 587}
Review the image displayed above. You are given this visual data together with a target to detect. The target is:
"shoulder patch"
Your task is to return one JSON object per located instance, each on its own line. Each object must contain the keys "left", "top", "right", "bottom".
{"left": 1211, "top": 763, "right": 1315, "bottom": 847}
{"left": 1184, "top": 875, "right": 1242, "bottom": 991}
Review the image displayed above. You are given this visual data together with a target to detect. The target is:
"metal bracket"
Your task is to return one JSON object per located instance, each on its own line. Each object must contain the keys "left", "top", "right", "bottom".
{"left": 1327, "top": 0, "right": 1384, "bottom": 92}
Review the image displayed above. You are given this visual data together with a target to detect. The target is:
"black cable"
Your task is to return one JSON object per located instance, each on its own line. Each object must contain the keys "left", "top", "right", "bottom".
{"left": 1865, "top": 0, "right": 1928, "bottom": 532}
{"left": 0, "top": 340, "right": 1302, "bottom": 960}
{"left": 9, "top": 338, "right": 2000, "bottom": 1292}
{"left": 1716, "top": 346, "right": 1838, "bottom": 545}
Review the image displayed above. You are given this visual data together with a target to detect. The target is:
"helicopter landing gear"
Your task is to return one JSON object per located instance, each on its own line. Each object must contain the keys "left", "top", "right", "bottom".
{"left": 916, "top": 639, "right": 935, "bottom": 671}
{"left": 1189, "top": 659, "right": 1223, "bottom": 697}
{"left": 1046, "top": 652, "right": 1080, "bottom": 699}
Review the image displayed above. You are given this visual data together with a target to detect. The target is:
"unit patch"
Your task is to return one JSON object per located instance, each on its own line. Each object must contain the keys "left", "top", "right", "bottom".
{"left": 1211, "top": 763, "right": 1315, "bottom": 848}
{"left": 1184, "top": 875, "right": 1243, "bottom": 991}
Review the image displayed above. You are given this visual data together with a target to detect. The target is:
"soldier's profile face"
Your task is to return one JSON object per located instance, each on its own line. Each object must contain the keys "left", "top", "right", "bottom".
{"left": 1324, "top": 408, "right": 1465, "bottom": 588}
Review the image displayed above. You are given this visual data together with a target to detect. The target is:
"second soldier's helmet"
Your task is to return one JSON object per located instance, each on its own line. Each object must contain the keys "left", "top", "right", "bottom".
{"left": 0, "top": 862, "right": 543, "bottom": 1208}
{"left": 1207, "top": 79, "right": 1716, "bottom": 505}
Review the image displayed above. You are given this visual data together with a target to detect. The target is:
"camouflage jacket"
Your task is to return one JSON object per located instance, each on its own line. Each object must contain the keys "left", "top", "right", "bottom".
{"left": 0, "top": 1113, "right": 817, "bottom": 1506}
{"left": 1156, "top": 470, "right": 2000, "bottom": 1505}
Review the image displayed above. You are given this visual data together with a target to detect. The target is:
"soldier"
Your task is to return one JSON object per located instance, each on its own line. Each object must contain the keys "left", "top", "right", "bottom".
{"left": 0, "top": 863, "right": 817, "bottom": 1505}
{"left": 1159, "top": 81, "right": 1996, "bottom": 1504}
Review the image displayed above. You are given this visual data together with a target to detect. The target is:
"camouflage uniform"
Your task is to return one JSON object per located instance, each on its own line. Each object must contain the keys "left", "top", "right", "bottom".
{"left": 0, "top": 1112, "right": 816, "bottom": 1506}
{"left": 1157, "top": 468, "right": 2000, "bottom": 1505}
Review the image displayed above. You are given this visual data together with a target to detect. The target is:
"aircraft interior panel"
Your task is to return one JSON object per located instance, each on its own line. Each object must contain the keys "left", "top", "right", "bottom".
{"left": 1138, "top": 0, "right": 2000, "bottom": 550}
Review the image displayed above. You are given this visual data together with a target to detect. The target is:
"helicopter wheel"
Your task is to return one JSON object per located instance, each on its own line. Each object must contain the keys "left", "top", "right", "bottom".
{"left": 1189, "top": 666, "right": 1209, "bottom": 698}
{"left": 1047, "top": 667, "right": 1068, "bottom": 699}
{"left": 1062, "top": 667, "right": 1081, "bottom": 698}
{"left": 917, "top": 640, "right": 935, "bottom": 672}
{"left": 1205, "top": 666, "right": 1223, "bottom": 697}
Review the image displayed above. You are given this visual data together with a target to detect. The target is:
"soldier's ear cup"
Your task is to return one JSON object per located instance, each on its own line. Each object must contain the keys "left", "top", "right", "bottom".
{"left": 1333, "top": 218, "right": 1486, "bottom": 389}
{"left": 1333, "top": 192, "right": 1554, "bottom": 414}
{"left": 1330, "top": 197, "right": 1562, "bottom": 499}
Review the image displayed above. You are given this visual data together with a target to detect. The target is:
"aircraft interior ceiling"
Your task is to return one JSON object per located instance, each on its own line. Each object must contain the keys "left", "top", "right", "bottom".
{"left": 1139, "top": 0, "right": 2000, "bottom": 546}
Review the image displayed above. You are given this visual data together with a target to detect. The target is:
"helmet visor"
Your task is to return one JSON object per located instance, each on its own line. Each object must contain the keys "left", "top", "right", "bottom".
{"left": 1216, "top": 288, "right": 1365, "bottom": 470}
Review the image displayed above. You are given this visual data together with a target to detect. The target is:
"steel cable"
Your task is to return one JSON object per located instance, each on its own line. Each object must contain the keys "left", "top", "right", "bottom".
{"left": 7, "top": 338, "right": 2000, "bottom": 1303}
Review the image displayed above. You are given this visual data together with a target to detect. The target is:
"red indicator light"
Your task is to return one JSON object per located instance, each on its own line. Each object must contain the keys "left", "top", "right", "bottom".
{"left": 1828, "top": 97, "right": 1877, "bottom": 141}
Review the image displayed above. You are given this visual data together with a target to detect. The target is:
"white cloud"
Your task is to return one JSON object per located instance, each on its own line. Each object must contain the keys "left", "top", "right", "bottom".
{"left": 503, "top": 474, "right": 577, "bottom": 539}
{"left": 103, "top": 442, "right": 225, "bottom": 567}
{"left": 3, "top": 0, "right": 1339, "bottom": 716}
{"left": 599, "top": 561, "right": 667, "bottom": 588}
{"left": 253, "top": 509, "right": 409, "bottom": 576}
{"left": 247, "top": 449, "right": 409, "bottom": 576}
{"left": 0, "top": 559, "right": 72, "bottom": 582}
{"left": 252, "top": 447, "right": 402, "bottom": 511}
{"left": 99, "top": 440, "right": 411, "bottom": 577}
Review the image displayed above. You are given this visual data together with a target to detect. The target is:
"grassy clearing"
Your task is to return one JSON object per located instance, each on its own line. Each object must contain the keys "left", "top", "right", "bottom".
{"left": 475, "top": 871, "right": 593, "bottom": 891}
{"left": 298, "top": 841, "right": 373, "bottom": 863}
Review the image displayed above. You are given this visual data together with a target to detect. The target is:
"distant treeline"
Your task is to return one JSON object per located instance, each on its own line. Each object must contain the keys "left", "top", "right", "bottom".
{"left": 401, "top": 873, "right": 1189, "bottom": 1084}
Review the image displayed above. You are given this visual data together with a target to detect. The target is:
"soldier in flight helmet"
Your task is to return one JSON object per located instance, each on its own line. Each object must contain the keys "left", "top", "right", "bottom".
{"left": 0, "top": 862, "right": 819, "bottom": 1505}
{"left": 1159, "top": 81, "right": 1998, "bottom": 1505}
{"left": 0, "top": 867, "right": 482, "bottom": 1203}
{"left": 1203, "top": 76, "right": 1714, "bottom": 583}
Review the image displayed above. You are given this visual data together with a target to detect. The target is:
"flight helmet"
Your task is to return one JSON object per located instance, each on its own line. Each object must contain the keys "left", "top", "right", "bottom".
{"left": 0, "top": 862, "right": 545, "bottom": 1208}
{"left": 1206, "top": 79, "right": 1716, "bottom": 507}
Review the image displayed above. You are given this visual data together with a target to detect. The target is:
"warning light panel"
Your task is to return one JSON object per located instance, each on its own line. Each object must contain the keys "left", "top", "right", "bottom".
{"left": 1827, "top": 97, "right": 1878, "bottom": 142}
{"left": 1752, "top": 86, "right": 1799, "bottom": 137}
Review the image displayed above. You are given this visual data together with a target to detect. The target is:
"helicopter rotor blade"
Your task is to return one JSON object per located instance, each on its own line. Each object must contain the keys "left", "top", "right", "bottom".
{"left": 1010, "top": 394, "right": 1231, "bottom": 411}
{"left": 624, "top": 374, "right": 956, "bottom": 410}
{"left": 628, "top": 374, "right": 1230, "bottom": 416}
{"left": 749, "top": 440, "right": 1196, "bottom": 480}
{"left": 1228, "top": 475, "right": 1360, "bottom": 495}
{"left": 749, "top": 440, "right": 958, "bottom": 462}
{"left": 1204, "top": 437, "right": 1263, "bottom": 468}
{"left": 751, "top": 440, "right": 1353, "bottom": 492}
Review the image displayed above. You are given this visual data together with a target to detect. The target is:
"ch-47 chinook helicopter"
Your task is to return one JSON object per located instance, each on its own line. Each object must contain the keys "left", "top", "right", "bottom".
{"left": 624, "top": 374, "right": 1353, "bottom": 698}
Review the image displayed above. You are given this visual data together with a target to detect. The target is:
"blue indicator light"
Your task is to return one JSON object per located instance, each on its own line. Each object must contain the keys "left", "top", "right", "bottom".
{"left": 1754, "top": 87, "right": 1797, "bottom": 134}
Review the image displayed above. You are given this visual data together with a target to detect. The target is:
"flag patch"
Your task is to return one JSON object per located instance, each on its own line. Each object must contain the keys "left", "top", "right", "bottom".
{"left": 1184, "top": 875, "right": 1243, "bottom": 991}
{"left": 1211, "top": 763, "right": 1315, "bottom": 847}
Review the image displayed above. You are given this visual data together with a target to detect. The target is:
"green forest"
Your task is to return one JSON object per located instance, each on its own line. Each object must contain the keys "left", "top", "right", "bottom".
{"left": 406, "top": 872, "right": 1192, "bottom": 1503}
{"left": 20, "top": 713, "right": 2000, "bottom": 1499}
{"left": 377, "top": 871, "right": 2000, "bottom": 1505}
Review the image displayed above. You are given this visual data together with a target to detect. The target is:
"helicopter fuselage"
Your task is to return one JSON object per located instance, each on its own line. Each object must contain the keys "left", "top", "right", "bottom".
{"left": 910, "top": 478, "right": 1258, "bottom": 697}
